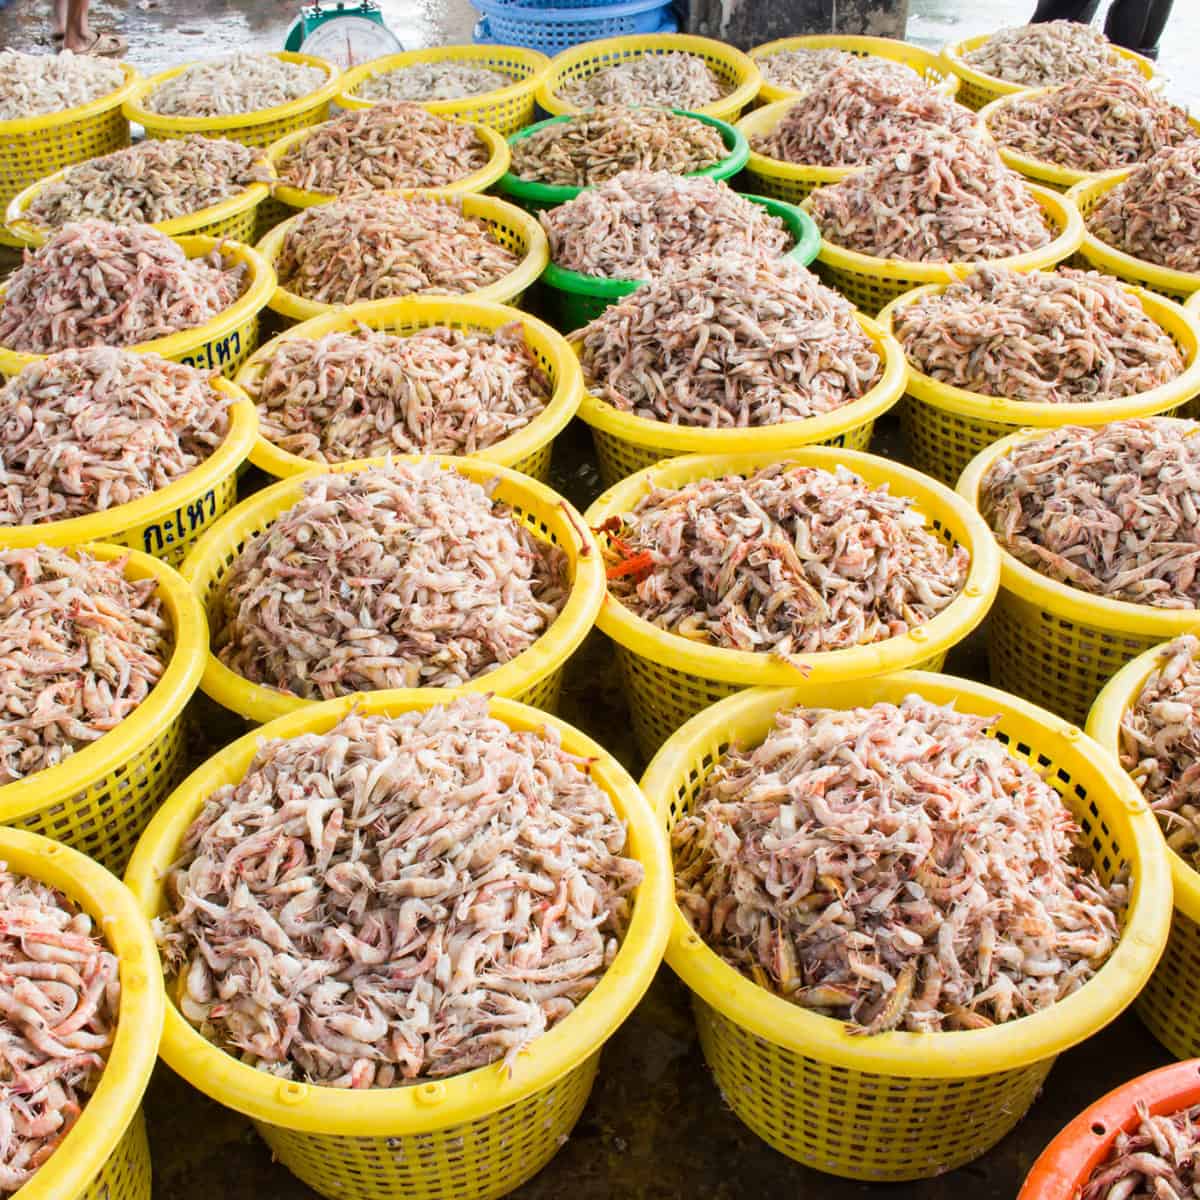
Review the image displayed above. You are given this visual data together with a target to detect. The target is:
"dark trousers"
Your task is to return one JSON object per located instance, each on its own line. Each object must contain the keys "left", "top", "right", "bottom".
{"left": 1029, "top": 0, "right": 1174, "bottom": 55}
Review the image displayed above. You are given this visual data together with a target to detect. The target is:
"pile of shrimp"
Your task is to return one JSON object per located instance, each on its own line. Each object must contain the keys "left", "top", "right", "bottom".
{"left": 558, "top": 52, "right": 729, "bottom": 111}
{"left": 22, "top": 136, "right": 269, "bottom": 231}
{"left": 1120, "top": 635, "right": 1200, "bottom": 864}
{"left": 0, "top": 546, "right": 168, "bottom": 784}
{"left": 0, "top": 221, "right": 246, "bottom": 354}
{"left": 0, "top": 868, "right": 120, "bottom": 1194}
{"left": 248, "top": 322, "right": 550, "bottom": 465}
{"left": 540, "top": 170, "right": 790, "bottom": 281}
{"left": 807, "top": 132, "right": 1052, "bottom": 262}
{"left": 752, "top": 61, "right": 976, "bottom": 167}
{"left": 893, "top": 267, "right": 1184, "bottom": 403}
{"left": 144, "top": 53, "right": 326, "bottom": 117}
{"left": 757, "top": 48, "right": 921, "bottom": 95}
{"left": 214, "top": 461, "right": 567, "bottom": 697}
{"left": 1079, "top": 1100, "right": 1200, "bottom": 1199}
{"left": 356, "top": 61, "right": 512, "bottom": 103}
{"left": 509, "top": 107, "right": 727, "bottom": 188}
{"left": 571, "top": 255, "right": 881, "bottom": 427}
{"left": 275, "top": 103, "right": 490, "bottom": 196}
{"left": 673, "top": 695, "right": 1125, "bottom": 1033}
{"left": 986, "top": 73, "right": 1195, "bottom": 173}
{"left": 0, "top": 349, "right": 231, "bottom": 525}
{"left": 0, "top": 49, "right": 124, "bottom": 119}
{"left": 158, "top": 696, "right": 643, "bottom": 1085}
{"left": 978, "top": 418, "right": 1200, "bottom": 607}
{"left": 1087, "top": 141, "right": 1200, "bottom": 275}
{"left": 275, "top": 194, "right": 519, "bottom": 305}
{"left": 602, "top": 462, "right": 968, "bottom": 657}
{"left": 960, "top": 20, "right": 1143, "bottom": 88}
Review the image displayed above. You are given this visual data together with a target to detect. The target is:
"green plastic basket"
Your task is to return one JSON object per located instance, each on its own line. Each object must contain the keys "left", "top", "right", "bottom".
{"left": 540, "top": 194, "right": 820, "bottom": 331}
{"left": 495, "top": 108, "right": 750, "bottom": 213}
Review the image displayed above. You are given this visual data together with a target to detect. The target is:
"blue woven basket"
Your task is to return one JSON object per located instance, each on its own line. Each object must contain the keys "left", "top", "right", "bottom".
{"left": 474, "top": 0, "right": 676, "bottom": 56}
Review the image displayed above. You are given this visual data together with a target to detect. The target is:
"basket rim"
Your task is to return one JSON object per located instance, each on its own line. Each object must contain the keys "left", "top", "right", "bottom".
{"left": 496, "top": 107, "right": 749, "bottom": 209}
{"left": 541, "top": 192, "right": 820, "bottom": 297}
{"left": 877, "top": 279, "right": 1200, "bottom": 425}
{"left": 1019, "top": 1061, "right": 1200, "bottom": 1198}
{"left": 642, "top": 674, "right": 1172, "bottom": 1079}
{"left": 536, "top": 33, "right": 762, "bottom": 119}
{"left": 264, "top": 116, "right": 511, "bottom": 211}
{"left": 122, "top": 51, "right": 340, "bottom": 134}
{"left": 254, "top": 191, "right": 549, "bottom": 322}
{"left": 0, "top": 60, "right": 140, "bottom": 134}
{"left": 804, "top": 181, "right": 1085, "bottom": 283}
{"left": 1190, "top": 291, "right": 1200, "bottom": 315}
{"left": 1088, "top": 639, "right": 1200, "bottom": 922}
{"left": 581, "top": 447, "right": 1000, "bottom": 686}
{"left": 0, "top": 542, "right": 207, "bottom": 823}
{"left": 122, "top": 689, "right": 672, "bottom": 1135}
{"left": 0, "top": 828, "right": 164, "bottom": 1200}
{"left": 575, "top": 311, "right": 906, "bottom": 454}
{"left": 236, "top": 296, "right": 583, "bottom": 479}
{"left": 181, "top": 453, "right": 604, "bottom": 724}
{"left": 749, "top": 34, "right": 960, "bottom": 103}
{"left": 942, "top": 31, "right": 1159, "bottom": 99}
{"left": 958, "top": 419, "right": 1200, "bottom": 636}
{"left": 0, "top": 234, "right": 276, "bottom": 376}
{"left": 5, "top": 151, "right": 273, "bottom": 247}
{"left": 474, "top": 0, "right": 669, "bottom": 17}
{"left": 981, "top": 88, "right": 1200, "bottom": 190}
{"left": 0, "top": 375, "right": 258, "bottom": 548}
{"left": 336, "top": 44, "right": 550, "bottom": 116}
{"left": 1068, "top": 170, "right": 1200, "bottom": 296}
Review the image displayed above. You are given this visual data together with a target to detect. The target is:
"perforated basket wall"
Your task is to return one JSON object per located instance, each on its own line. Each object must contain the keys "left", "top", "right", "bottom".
{"left": 253, "top": 1055, "right": 596, "bottom": 1200}
{"left": 1135, "top": 908, "right": 1200, "bottom": 1060}
{"left": 76, "top": 1109, "right": 151, "bottom": 1200}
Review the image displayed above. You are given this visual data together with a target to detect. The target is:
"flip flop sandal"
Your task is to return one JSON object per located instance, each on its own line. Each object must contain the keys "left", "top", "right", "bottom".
{"left": 77, "top": 31, "right": 127, "bottom": 55}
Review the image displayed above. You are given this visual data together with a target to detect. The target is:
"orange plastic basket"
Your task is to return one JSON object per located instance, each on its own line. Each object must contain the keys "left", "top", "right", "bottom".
{"left": 642, "top": 675, "right": 1172, "bottom": 1182}
{"left": 582, "top": 448, "right": 1000, "bottom": 759}
{"left": 0, "top": 62, "right": 140, "bottom": 249}
{"left": 958, "top": 421, "right": 1200, "bottom": 728}
{"left": 124, "top": 690, "right": 671, "bottom": 1200}
{"left": 877, "top": 280, "right": 1200, "bottom": 486}
{"left": 0, "top": 827, "right": 163, "bottom": 1200}
{"left": 181, "top": 455, "right": 603, "bottom": 725}
{"left": 1020, "top": 1061, "right": 1200, "bottom": 1199}
{"left": 1089, "top": 640, "right": 1200, "bottom": 1060}
{"left": 0, "top": 544, "right": 207, "bottom": 872}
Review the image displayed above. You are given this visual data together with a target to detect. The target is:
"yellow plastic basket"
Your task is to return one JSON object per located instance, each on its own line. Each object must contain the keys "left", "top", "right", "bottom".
{"left": 803, "top": 182, "right": 1084, "bottom": 314}
{"left": 254, "top": 192, "right": 548, "bottom": 324}
{"left": 337, "top": 45, "right": 549, "bottom": 137}
{"left": 750, "top": 34, "right": 960, "bottom": 105}
{"left": 582, "top": 448, "right": 1000, "bottom": 759}
{"left": 641, "top": 674, "right": 1171, "bottom": 1181}
{"left": 1089, "top": 640, "right": 1200, "bottom": 1061}
{"left": 877, "top": 281, "right": 1200, "bottom": 486}
{"left": 576, "top": 312, "right": 906, "bottom": 488}
{"left": 958, "top": 420, "right": 1200, "bottom": 727}
{"left": 0, "top": 543, "right": 206, "bottom": 872}
{"left": 980, "top": 90, "right": 1200, "bottom": 192}
{"left": 1069, "top": 171, "right": 1200, "bottom": 301}
{"left": 181, "top": 455, "right": 603, "bottom": 725}
{"left": 123, "top": 52, "right": 341, "bottom": 150}
{"left": 123, "top": 689, "right": 671, "bottom": 1200}
{"left": 537, "top": 34, "right": 761, "bottom": 123}
{"left": 0, "top": 234, "right": 276, "bottom": 380}
{"left": 942, "top": 33, "right": 1159, "bottom": 111}
{"left": 5, "top": 152, "right": 274, "bottom": 248}
{"left": 0, "top": 827, "right": 163, "bottom": 1200}
{"left": 0, "top": 62, "right": 140, "bottom": 249}
{"left": 237, "top": 298, "right": 581, "bottom": 485}
{"left": 263, "top": 117, "right": 510, "bottom": 217}
{"left": 0, "top": 375, "right": 257, "bottom": 566}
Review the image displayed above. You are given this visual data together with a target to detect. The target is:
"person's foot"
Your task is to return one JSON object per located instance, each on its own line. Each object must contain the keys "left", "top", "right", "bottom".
{"left": 63, "top": 30, "right": 126, "bottom": 54}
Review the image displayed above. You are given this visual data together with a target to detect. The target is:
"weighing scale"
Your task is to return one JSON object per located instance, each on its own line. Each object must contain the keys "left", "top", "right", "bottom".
{"left": 283, "top": 0, "right": 404, "bottom": 72}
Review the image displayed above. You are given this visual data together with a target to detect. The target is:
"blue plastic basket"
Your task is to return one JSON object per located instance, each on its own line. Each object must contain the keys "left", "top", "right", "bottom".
{"left": 474, "top": 1, "right": 676, "bottom": 56}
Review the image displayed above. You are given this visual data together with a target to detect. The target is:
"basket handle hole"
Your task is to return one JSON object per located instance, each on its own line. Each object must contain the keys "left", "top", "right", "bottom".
{"left": 1091, "top": 1122, "right": 1107, "bottom": 1136}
